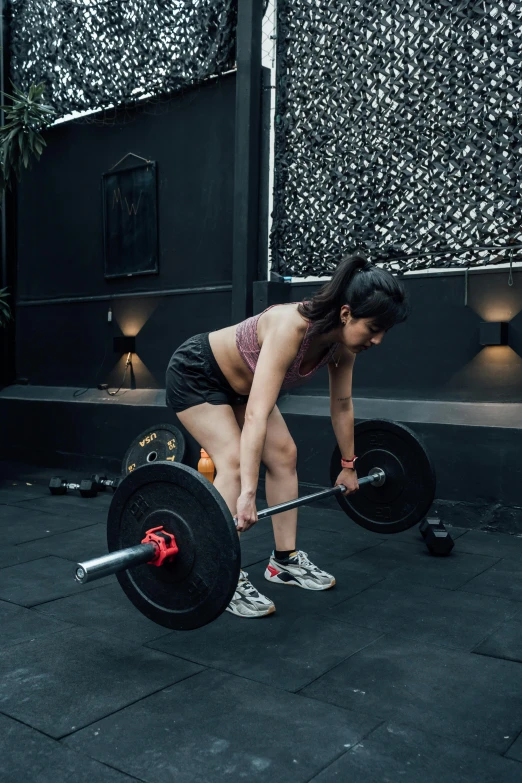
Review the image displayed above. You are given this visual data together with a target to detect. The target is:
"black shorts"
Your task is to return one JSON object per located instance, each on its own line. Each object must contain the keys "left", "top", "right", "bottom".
{"left": 165, "top": 333, "right": 249, "bottom": 414}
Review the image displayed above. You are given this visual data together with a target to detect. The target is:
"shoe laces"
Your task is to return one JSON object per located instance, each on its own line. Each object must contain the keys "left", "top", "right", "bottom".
{"left": 238, "top": 570, "right": 258, "bottom": 595}
{"left": 292, "top": 550, "right": 314, "bottom": 568}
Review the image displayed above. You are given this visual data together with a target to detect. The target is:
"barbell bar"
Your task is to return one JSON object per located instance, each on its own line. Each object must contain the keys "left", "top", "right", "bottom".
{"left": 75, "top": 468, "right": 385, "bottom": 585}
{"left": 75, "top": 544, "right": 157, "bottom": 585}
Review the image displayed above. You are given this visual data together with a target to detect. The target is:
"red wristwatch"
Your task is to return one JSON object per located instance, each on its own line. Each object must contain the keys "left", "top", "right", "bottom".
{"left": 341, "top": 456, "right": 357, "bottom": 470}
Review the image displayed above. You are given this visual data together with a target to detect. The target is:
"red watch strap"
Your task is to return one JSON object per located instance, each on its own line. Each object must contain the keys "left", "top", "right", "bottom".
{"left": 341, "top": 456, "right": 357, "bottom": 469}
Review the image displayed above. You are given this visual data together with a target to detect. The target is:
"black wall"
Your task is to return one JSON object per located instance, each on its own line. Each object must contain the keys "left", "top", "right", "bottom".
{"left": 10, "top": 65, "right": 522, "bottom": 405}
{"left": 16, "top": 292, "right": 232, "bottom": 389}
{"left": 283, "top": 269, "right": 522, "bottom": 403}
{"left": 15, "top": 73, "right": 237, "bottom": 388}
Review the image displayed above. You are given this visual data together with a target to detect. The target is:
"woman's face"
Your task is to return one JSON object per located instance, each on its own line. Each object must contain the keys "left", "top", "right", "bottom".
{"left": 340, "top": 308, "right": 386, "bottom": 353}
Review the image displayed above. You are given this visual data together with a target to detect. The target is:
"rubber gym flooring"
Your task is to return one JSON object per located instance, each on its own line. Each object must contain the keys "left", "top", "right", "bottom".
{"left": 1, "top": 467, "right": 522, "bottom": 782}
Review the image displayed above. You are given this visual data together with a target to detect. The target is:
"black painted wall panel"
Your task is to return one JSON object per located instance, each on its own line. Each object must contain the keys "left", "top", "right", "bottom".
{"left": 16, "top": 74, "right": 236, "bottom": 303}
{"left": 0, "top": 398, "right": 208, "bottom": 475}
{"left": 14, "top": 74, "right": 237, "bottom": 388}
{"left": 15, "top": 291, "right": 232, "bottom": 388}
{"left": 287, "top": 270, "right": 522, "bottom": 402}
{"left": 279, "top": 407, "right": 522, "bottom": 506}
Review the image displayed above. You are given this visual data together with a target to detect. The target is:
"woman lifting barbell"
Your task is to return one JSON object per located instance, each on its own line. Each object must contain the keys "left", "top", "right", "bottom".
{"left": 165, "top": 254, "right": 408, "bottom": 618}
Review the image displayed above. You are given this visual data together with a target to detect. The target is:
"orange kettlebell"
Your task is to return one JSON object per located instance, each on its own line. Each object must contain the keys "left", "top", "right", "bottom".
{"left": 197, "top": 448, "right": 215, "bottom": 484}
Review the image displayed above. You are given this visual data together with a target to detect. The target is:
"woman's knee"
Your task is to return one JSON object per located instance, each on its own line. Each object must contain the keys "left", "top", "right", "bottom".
{"left": 265, "top": 439, "right": 298, "bottom": 476}
{"left": 214, "top": 452, "right": 241, "bottom": 482}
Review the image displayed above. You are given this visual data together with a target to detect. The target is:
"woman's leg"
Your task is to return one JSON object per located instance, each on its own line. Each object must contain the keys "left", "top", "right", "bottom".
{"left": 261, "top": 406, "right": 335, "bottom": 589}
{"left": 261, "top": 406, "right": 299, "bottom": 551}
{"left": 176, "top": 402, "right": 242, "bottom": 516}
{"left": 234, "top": 404, "right": 298, "bottom": 551}
{"left": 177, "top": 401, "right": 276, "bottom": 617}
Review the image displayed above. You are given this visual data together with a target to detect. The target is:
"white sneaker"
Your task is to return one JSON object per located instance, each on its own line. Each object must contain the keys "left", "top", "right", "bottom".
{"left": 225, "top": 570, "right": 276, "bottom": 618}
{"left": 264, "top": 550, "right": 336, "bottom": 591}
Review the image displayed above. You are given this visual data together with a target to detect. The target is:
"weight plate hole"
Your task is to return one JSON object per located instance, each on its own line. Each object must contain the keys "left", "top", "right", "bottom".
{"left": 147, "top": 452, "right": 158, "bottom": 463}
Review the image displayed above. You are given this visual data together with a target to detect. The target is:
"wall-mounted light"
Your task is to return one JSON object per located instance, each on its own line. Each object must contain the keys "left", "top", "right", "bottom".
{"left": 479, "top": 322, "right": 509, "bottom": 347}
{"left": 109, "top": 335, "right": 137, "bottom": 393}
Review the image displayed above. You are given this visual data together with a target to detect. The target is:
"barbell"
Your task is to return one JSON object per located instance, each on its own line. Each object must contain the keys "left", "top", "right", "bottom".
{"left": 74, "top": 419, "right": 436, "bottom": 631}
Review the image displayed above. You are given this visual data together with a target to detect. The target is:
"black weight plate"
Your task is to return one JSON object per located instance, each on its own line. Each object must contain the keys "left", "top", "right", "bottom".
{"left": 330, "top": 419, "right": 436, "bottom": 534}
{"left": 107, "top": 462, "right": 240, "bottom": 630}
{"left": 122, "top": 423, "right": 186, "bottom": 476}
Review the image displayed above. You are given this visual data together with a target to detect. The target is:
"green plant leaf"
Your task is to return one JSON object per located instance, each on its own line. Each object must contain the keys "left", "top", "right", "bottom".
{"left": 0, "top": 82, "right": 55, "bottom": 189}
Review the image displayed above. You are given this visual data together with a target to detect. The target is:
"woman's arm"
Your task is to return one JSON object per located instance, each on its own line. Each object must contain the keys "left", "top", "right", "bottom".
{"left": 328, "top": 348, "right": 359, "bottom": 494}
{"left": 236, "top": 316, "right": 304, "bottom": 530}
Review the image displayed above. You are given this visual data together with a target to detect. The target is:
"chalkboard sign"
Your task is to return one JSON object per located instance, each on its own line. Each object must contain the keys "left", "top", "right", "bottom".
{"left": 102, "top": 161, "right": 158, "bottom": 279}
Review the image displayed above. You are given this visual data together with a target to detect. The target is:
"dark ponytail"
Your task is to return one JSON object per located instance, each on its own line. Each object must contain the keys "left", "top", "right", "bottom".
{"left": 298, "top": 254, "right": 409, "bottom": 337}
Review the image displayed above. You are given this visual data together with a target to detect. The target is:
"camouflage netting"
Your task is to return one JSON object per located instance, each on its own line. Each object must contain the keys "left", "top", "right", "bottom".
{"left": 271, "top": 0, "right": 522, "bottom": 275}
{"left": 9, "top": 0, "right": 239, "bottom": 118}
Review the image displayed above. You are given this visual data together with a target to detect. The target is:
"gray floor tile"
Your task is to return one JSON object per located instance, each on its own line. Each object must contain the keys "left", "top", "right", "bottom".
{"left": 310, "top": 722, "right": 522, "bottom": 782}
{"left": 64, "top": 669, "right": 380, "bottom": 783}
{"left": 0, "top": 598, "right": 74, "bottom": 650}
{"left": 301, "top": 634, "right": 522, "bottom": 753}
{"left": 326, "top": 579, "right": 521, "bottom": 650}
{"left": 430, "top": 500, "right": 492, "bottom": 529}
{"left": 241, "top": 526, "right": 381, "bottom": 570}
{"left": 349, "top": 540, "right": 499, "bottom": 590}
{"left": 0, "top": 555, "right": 114, "bottom": 607}
{"left": 459, "top": 557, "right": 522, "bottom": 601}
{"left": 474, "top": 613, "right": 522, "bottom": 663}
{"left": 0, "top": 483, "right": 49, "bottom": 504}
{"left": 0, "top": 627, "right": 202, "bottom": 738}
{"left": 506, "top": 731, "right": 522, "bottom": 762}
{"left": 296, "top": 505, "right": 388, "bottom": 541}
{"left": 85, "top": 491, "right": 113, "bottom": 509}
{"left": 149, "top": 611, "right": 382, "bottom": 692}
{"left": 12, "top": 493, "right": 109, "bottom": 521}
{"left": 390, "top": 523, "right": 468, "bottom": 544}
{"left": 0, "top": 713, "right": 136, "bottom": 783}
{"left": 15, "top": 522, "right": 108, "bottom": 562}
{"left": 0, "top": 544, "right": 52, "bottom": 570}
{"left": 0, "top": 505, "right": 99, "bottom": 544}
{"left": 457, "top": 530, "right": 522, "bottom": 560}
{"left": 240, "top": 529, "right": 275, "bottom": 567}
{"left": 296, "top": 505, "right": 359, "bottom": 535}
{"left": 35, "top": 583, "right": 173, "bottom": 645}
{"left": 487, "top": 506, "right": 522, "bottom": 537}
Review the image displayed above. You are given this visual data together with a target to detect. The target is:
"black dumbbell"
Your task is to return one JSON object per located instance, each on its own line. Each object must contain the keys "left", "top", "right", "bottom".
{"left": 49, "top": 477, "right": 98, "bottom": 498}
{"left": 419, "top": 517, "right": 454, "bottom": 556}
{"left": 90, "top": 474, "right": 121, "bottom": 493}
